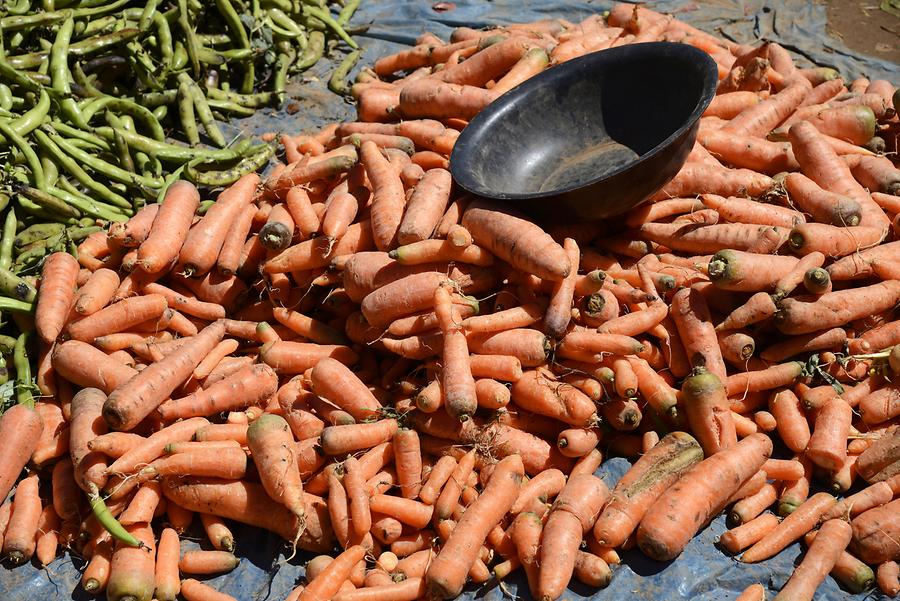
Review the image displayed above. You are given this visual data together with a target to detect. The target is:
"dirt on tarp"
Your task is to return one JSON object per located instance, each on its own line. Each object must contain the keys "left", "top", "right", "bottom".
{"left": 826, "top": 0, "right": 900, "bottom": 65}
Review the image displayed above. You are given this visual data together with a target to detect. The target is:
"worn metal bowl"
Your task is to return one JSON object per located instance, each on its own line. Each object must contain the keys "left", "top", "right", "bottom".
{"left": 449, "top": 41, "right": 719, "bottom": 220}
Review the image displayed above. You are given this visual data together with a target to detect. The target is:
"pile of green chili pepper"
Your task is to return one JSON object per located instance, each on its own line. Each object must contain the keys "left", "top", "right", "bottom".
{"left": 0, "top": 0, "right": 363, "bottom": 397}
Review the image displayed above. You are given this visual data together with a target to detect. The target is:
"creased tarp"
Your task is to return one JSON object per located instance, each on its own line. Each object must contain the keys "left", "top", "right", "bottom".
{"left": 2, "top": 1, "right": 897, "bottom": 600}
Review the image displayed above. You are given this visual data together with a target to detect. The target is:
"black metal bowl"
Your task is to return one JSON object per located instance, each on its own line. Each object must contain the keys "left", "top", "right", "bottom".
{"left": 449, "top": 42, "right": 719, "bottom": 220}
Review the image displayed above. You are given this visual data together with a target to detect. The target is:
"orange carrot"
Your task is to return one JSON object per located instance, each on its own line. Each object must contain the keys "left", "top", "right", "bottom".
{"left": 681, "top": 368, "right": 737, "bottom": 455}
{"left": 720, "top": 513, "right": 780, "bottom": 554}
{"left": 716, "top": 292, "right": 777, "bottom": 331}
{"left": 158, "top": 363, "right": 278, "bottom": 420}
{"left": 462, "top": 198, "right": 571, "bottom": 281}
{"left": 106, "top": 523, "right": 156, "bottom": 601}
{"left": 154, "top": 528, "right": 180, "bottom": 600}
{"left": 67, "top": 293, "right": 169, "bottom": 342}
{"left": 670, "top": 286, "right": 728, "bottom": 383}
{"left": 730, "top": 483, "right": 779, "bottom": 526}
{"left": 2, "top": 472, "right": 41, "bottom": 564}
{"left": 82, "top": 539, "right": 113, "bottom": 594}
{"left": 108, "top": 203, "right": 160, "bottom": 248}
{"left": 426, "top": 455, "right": 524, "bottom": 599}
{"left": 394, "top": 428, "right": 422, "bottom": 499}
{"left": 742, "top": 492, "right": 836, "bottom": 563}
{"left": 774, "top": 518, "right": 852, "bottom": 601}
{"left": 138, "top": 180, "right": 200, "bottom": 273}
{"left": 641, "top": 220, "right": 786, "bottom": 255}
{"left": 180, "top": 579, "right": 238, "bottom": 601}
{"left": 74, "top": 268, "right": 121, "bottom": 316}
{"left": 878, "top": 561, "right": 900, "bottom": 597}
{"left": 320, "top": 419, "right": 399, "bottom": 456}
{"left": 35, "top": 252, "right": 80, "bottom": 343}
{"left": 434, "top": 284, "right": 477, "bottom": 421}
{"left": 637, "top": 433, "right": 773, "bottom": 561}
{"left": 722, "top": 81, "right": 808, "bottom": 137}
{"left": 103, "top": 320, "right": 225, "bottom": 430}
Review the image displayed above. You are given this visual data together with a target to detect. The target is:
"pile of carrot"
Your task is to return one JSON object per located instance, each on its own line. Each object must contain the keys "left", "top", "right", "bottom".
{"left": 0, "top": 3, "right": 899, "bottom": 601}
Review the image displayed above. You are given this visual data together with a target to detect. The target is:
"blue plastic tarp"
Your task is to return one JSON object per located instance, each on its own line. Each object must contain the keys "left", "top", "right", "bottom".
{"left": 3, "top": 1, "right": 898, "bottom": 600}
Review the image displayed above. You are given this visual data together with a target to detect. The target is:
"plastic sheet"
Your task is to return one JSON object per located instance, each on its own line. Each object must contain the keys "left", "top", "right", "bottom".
{"left": 3, "top": 1, "right": 897, "bottom": 599}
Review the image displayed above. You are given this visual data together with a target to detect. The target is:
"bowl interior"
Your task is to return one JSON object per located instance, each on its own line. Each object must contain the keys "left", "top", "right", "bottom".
{"left": 451, "top": 42, "right": 717, "bottom": 200}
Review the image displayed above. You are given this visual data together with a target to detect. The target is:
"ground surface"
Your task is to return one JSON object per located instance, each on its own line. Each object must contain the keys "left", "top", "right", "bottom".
{"left": 825, "top": 0, "right": 900, "bottom": 64}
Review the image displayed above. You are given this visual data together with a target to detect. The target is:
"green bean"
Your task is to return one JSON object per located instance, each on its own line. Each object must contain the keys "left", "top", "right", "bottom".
{"left": 4, "top": 0, "right": 32, "bottom": 17}
{"left": 50, "top": 120, "right": 110, "bottom": 151}
{"left": 267, "top": 10, "right": 308, "bottom": 42}
{"left": 0, "top": 335, "right": 16, "bottom": 356}
{"left": 45, "top": 129, "right": 164, "bottom": 188}
{"left": 140, "top": 89, "right": 178, "bottom": 108}
{"left": 152, "top": 105, "right": 168, "bottom": 121}
{"left": 65, "top": 225, "right": 102, "bottom": 242}
{"left": 0, "top": 208, "right": 16, "bottom": 271}
{"left": 156, "top": 165, "right": 185, "bottom": 204}
{"left": 87, "top": 484, "right": 148, "bottom": 549}
{"left": 177, "top": 0, "right": 201, "bottom": 77}
{"left": 177, "top": 78, "right": 200, "bottom": 147}
{"left": 215, "top": 0, "right": 251, "bottom": 48}
{"left": 0, "top": 269, "right": 36, "bottom": 303}
{"left": 13, "top": 183, "right": 81, "bottom": 219}
{"left": 206, "top": 87, "right": 274, "bottom": 108}
{"left": 48, "top": 185, "right": 128, "bottom": 222}
{"left": 206, "top": 98, "right": 255, "bottom": 117}
{"left": 329, "top": 49, "right": 360, "bottom": 96}
{"left": 0, "top": 193, "right": 8, "bottom": 214}
{"left": 197, "top": 34, "right": 232, "bottom": 46}
{"left": 0, "top": 355, "right": 8, "bottom": 386}
{"left": 70, "top": 0, "right": 130, "bottom": 19}
{"left": 0, "top": 9, "right": 72, "bottom": 32}
{"left": 185, "top": 143, "right": 274, "bottom": 187}
{"left": 94, "top": 97, "right": 166, "bottom": 141}
{"left": 14, "top": 222, "right": 65, "bottom": 248}
{"left": 79, "top": 96, "right": 112, "bottom": 123}
{"left": 50, "top": 17, "right": 89, "bottom": 129}
{"left": 171, "top": 41, "right": 188, "bottom": 71}
{"left": 198, "top": 199, "right": 216, "bottom": 214}
{"left": 112, "top": 129, "right": 135, "bottom": 175}
{"left": 0, "top": 84, "right": 12, "bottom": 111}
{"left": 177, "top": 73, "right": 226, "bottom": 148}
{"left": 0, "top": 120, "right": 44, "bottom": 189}
{"left": 294, "top": 30, "right": 325, "bottom": 71}
{"left": 75, "top": 15, "right": 117, "bottom": 40}
{"left": 0, "top": 58, "right": 42, "bottom": 94}
{"left": 337, "top": 0, "right": 361, "bottom": 25}
{"left": 40, "top": 155, "right": 59, "bottom": 188}
{"left": 273, "top": 46, "right": 297, "bottom": 101}
{"left": 71, "top": 28, "right": 142, "bottom": 57}
{"left": 139, "top": 0, "right": 160, "bottom": 30}
{"left": 152, "top": 11, "right": 174, "bottom": 64}
{"left": 33, "top": 130, "right": 131, "bottom": 209}
{"left": 262, "top": 0, "right": 293, "bottom": 11}
{"left": 13, "top": 332, "right": 34, "bottom": 406}
{"left": 10, "top": 89, "right": 49, "bottom": 138}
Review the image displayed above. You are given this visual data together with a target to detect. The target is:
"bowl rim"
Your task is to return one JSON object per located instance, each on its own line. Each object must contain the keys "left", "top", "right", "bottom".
{"left": 449, "top": 41, "right": 719, "bottom": 201}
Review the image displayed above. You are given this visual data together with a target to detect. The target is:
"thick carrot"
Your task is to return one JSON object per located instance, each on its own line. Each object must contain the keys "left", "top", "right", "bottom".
{"left": 395, "top": 168, "right": 452, "bottom": 245}
{"left": 393, "top": 428, "right": 422, "bottom": 499}
{"left": 725, "top": 361, "right": 804, "bottom": 396}
{"left": 776, "top": 280, "right": 900, "bottom": 335}
{"left": 426, "top": 455, "right": 524, "bottom": 599}
{"left": 707, "top": 249, "right": 799, "bottom": 292}
{"left": 247, "top": 413, "right": 306, "bottom": 523}
{"left": 2, "top": 472, "right": 41, "bottom": 563}
{"left": 716, "top": 292, "right": 777, "bottom": 331}
{"left": 856, "top": 429, "right": 900, "bottom": 482}
{"left": 637, "top": 433, "right": 773, "bottom": 561}
{"left": 722, "top": 81, "right": 808, "bottom": 137}
{"left": 544, "top": 238, "right": 579, "bottom": 339}
{"left": 35, "top": 251, "right": 79, "bottom": 343}
{"left": 108, "top": 203, "right": 160, "bottom": 248}
{"left": 703, "top": 91, "right": 760, "bottom": 119}
{"left": 742, "top": 492, "right": 836, "bottom": 563}
{"left": 217, "top": 204, "right": 257, "bottom": 276}
{"left": 138, "top": 180, "right": 201, "bottom": 273}
{"left": 594, "top": 432, "right": 703, "bottom": 548}
{"left": 641, "top": 220, "right": 786, "bottom": 254}
{"left": 878, "top": 561, "right": 900, "bottom": 597}
{"left": 0, "top": 402, "right": 43, "bottom": 504}
{"left": 434, "top": 284, "right": 477, "bottom": 421}
{"left": 74, "top": 268, "right": 121, "bottom": 316}
{"left": 260, "top": 340, "right": 358, "bottom": 374}
{"left": 298, "top": 545, "right": 366, "bottom": 601}
{"left": 821, "top": 480, "right": 894, "bottom": 522}
{"left": 774, "top": 518, "right": 852, "bottom": 601}
{"left": 462, "top": 198, "right": 571, "bottom": 281}
{"left": 82, "top": 539, "right": 113, "bottom": 594}
{"left": 106, "top": 416, "right": 209, "bottom": 475}
{"left": 179, "top": 550, "right": 239, "bottom": 575}
{"left": 106, "top": 523, "right": 156, "bottom": 601}
{"left": 320, "top": 419, "right": 399, "bottom": 456}
{"left": 681, "top": 368, "right": 737, "bottom": 455}
{"left": 103, "top": 320, "right": 225, "bottom": 430}
{"left": 158, "top": 363, "right": 279, "bottom": 420}
{"left": 180, "top": 579, "right": 238, "bottom": 601}
{"left": 806, "top": 398, "right": 852, "bottom": 471}
{"left": 510, "top": 369, "right": 597, "bottom": 427}
{"left": 698, "top": 129, "right": 798, "bottom": 174}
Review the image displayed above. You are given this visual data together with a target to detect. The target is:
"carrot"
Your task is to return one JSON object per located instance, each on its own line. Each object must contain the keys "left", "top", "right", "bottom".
{"left": 716, "top": 291, "right": 777, "bottom": 331}
{"left": 539, "top": 474, "right": 610, "bottom": 600}
{"left": 742, "top": 492, "right": 836, "bottom": 563}
{"left": 0, "top": 401, "right": 43, "bottom": 506}
{"left": 767, "top": 389, "right": 811, "bottom": 454}
{"left": 720, "top": 512, "right": 780, "bottom": 554}
{"left": 670, "top": 286, "right": 728, "bottom": 383}
{"left": 297, "top": 545, "right": 366, "bottom": 601}
{"left": 788, "top": 223, "right": 883, "bottom": 257}
{"left": 392, "top": 428, "right": 422, "bottom": 500}
{"left": 641, "top": 220, "right": 787, "bottom": 254}
{"left": 510, "top": 369, "right": 597, "bottom": 427}
{"left": 707, "top": 250, "right": 799, "bottom": 293}
{"left": 74, "top": 268, "right": 121, "bottom": 316}
{"left": 2, "top": 472, "right": 40, "bottom": 564}
{"left": 681, "top": 368, "right": 737, "bottom": 455}
{"left": 827, "top": 241, "right": 900, "bottom": 281}
{"left": 91, "top": 526, "right": 149, "bottom": 598}
{"left": 178, "top": 550, "right": 239, "bottom": 575}
{"left": 774, "top": 518, "right": 852, "bottom": 601}
{"left": 784, "top": 173, "right": 862, "bottom": 227}
{"left": 320, "top": 419, "right": 399, "bottom": 456}
{"left": 158, "top": 363, "right": 278, "bottom": 420}
{"left": 856, "top": 429, "right": 900, "bottom": 482}
{"left": 103, "top": 320, "right": 225, "bottom": 431}
{"left": 805, "top": 398, "right": 852, "bottom": 471}
{"left": 356, "top": 140, "right": 404, "bottom": 251}
{"left": 310, "top": 357, "right": 382, "bottom": 421}
{"left": 137, "top": 180, "right": 200, "bottom": 273}
{"left": 462, "top": 198, "right": 571, "bottom": 281}
{"left": 328, "top": 469, "right": 351, "bottom": 548}
{"left": 426, "top": 455, "right": 523, "bottom": 599}
{"left": 723, "top": 81, "right": 808, "bottom": 137}
{"left": 180, "top": 579, "right": 238, "bottom": 601}
{"left": 434, "top": 284, "right": 477, "bottom": 421}
{"left": 821, "top": 480, "right": 894, "bottom": 522}
{"left": 637, "top": 433, "right": 773, "bottom": 561}
{"left": 392, "top": 168, "right": 452, "bottom": 245}
{"left": 777, "top": 280, "right": 900, "bottom": 335}
{"left": 193, "top": 423, "right": 248, "bottom": 445}
{"left": 725, "top": 361, "right": 804, "bottom": 396}
{"left": 67, "top": 293, "right": 168, "bottom": 342}
{"left": 594, "top": 432, "right": 703, "bottom": 548}
{"left": 106, "top": 416, "right": 209, "bottom": 476}
{"left": 35, "top": 251, "right": 80, "bottom": 343}
{"left": 704, "top": 91, "right": 760, "bottom": 119}
{"left": 698, "top": 129, "right": 798, "bottom": 174}
{"left": 82, "top": 539, "right": 113, "bottom": 594}
{"left": 246, "top": 413, "right": 305, "bottom": 525}
{"left": 108, "top": 203, "right": 160, "bottom": 247}
{"left": 878, "top": 561, "right": 900, "bottom": 597}
{"left": 142, "top": 446, "right": 248, "bottom": 481}
{"left": 850, "top": 497, "right": 900, "bottom": 563}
